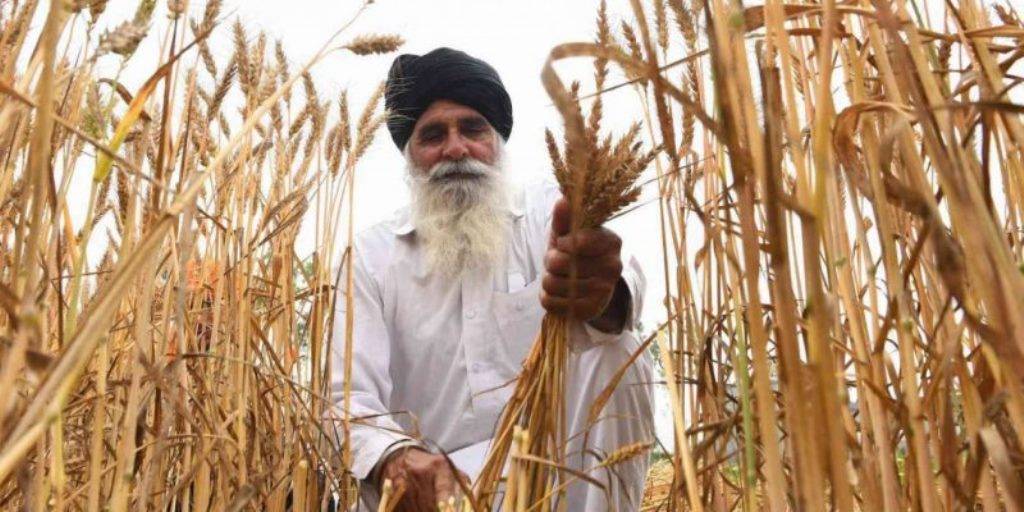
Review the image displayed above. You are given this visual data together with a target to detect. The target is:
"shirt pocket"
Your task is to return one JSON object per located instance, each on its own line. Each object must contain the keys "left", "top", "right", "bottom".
{"left": 491, "top": 277, "right": 544, "bottom": 373}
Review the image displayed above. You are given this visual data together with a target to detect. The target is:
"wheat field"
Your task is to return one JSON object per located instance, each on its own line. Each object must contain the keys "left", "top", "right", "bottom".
{"left": 1, "top": 0, "right": 1024, "bottom": 511}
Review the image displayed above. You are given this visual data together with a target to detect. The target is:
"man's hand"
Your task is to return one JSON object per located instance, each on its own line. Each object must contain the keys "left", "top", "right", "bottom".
{"left": 541, "top": 197, "right": 628, "bottom": 332}
{"left": 379, "top": 447, "right": 469, "bottom": 511}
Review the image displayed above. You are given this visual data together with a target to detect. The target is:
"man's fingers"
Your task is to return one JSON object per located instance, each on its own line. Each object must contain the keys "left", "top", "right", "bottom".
{"left": 387, "top": 451, "right": 449, "bottom": 512}
{"left": 387, "top": 477, "right": 416, "bottom": 512}
{"left": 403, "top": 480, "right": 431, "bottom": 512}
{"left": 382, "top": 463, "right": 413, "bottom": 510}
{"left": 431, "top": 462, "right": 458, "bottom": 507}
{"left": 542, "top": 274, "right": 615, "bottom": 300}
{"left": 539, "top": 291, "right": 571, "bottom": 316}
{"left": 540, "top": 290, "right": 604, "bottom": 319}
{"left": 554, "top": 228, "right": 621, "bottom": 256}
{"left": 545, "top": 249, "right": 623, "bottom": 279}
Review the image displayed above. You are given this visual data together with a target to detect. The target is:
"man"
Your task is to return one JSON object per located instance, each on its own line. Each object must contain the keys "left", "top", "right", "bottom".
{"left": 330, "top": 48, "right": 653, "bottom": 511}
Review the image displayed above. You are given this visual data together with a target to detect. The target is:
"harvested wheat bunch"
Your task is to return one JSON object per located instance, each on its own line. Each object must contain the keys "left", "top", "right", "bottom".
{"left": 472, "top": 24, "right": 657, "bottom": 510}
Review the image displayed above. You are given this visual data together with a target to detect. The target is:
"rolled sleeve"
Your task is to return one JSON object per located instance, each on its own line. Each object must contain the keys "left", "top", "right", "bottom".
{"left": 348, "top": 427, "right": 413, "bottom": 481}
{"left": 366, "top": 438, "right": 428, "bottom": 489}
{"left": 620, "top": 254, "right": 645, "bottom": 330}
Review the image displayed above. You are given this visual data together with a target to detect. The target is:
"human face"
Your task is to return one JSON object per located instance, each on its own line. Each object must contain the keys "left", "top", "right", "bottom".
{"left": 406, "top": 100, "right": 498, "bottom": 173}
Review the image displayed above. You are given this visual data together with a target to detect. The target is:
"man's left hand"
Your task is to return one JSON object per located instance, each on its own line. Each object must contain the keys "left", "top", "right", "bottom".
{"left": 541, "top": 197, "right": 628, "bottom": 333}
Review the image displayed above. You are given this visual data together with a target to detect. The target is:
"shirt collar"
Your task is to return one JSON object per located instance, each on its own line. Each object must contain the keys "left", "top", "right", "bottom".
{"left": 390, "top": 188, "right": 526, "bottom": 237}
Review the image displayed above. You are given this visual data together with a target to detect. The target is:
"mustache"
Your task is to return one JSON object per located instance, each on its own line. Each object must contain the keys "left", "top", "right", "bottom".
{"left": 428, "top": 159, "right": 490, "bottom": 181}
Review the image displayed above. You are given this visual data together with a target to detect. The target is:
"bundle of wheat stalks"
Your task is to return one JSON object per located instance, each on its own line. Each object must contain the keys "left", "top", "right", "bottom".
{"left": 471, "top": 9, "right": 658, "bottom": 510}
{"left": 0, "top": 0, "right": 401, "bottom": 509}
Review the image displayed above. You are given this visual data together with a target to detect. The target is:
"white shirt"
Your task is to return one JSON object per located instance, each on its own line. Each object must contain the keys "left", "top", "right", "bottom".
{"left": 330, "top": 180, "right": 654, "bottom": 510}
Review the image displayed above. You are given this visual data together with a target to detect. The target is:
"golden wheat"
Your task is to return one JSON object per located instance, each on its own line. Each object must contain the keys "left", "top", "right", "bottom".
{"left": 0, "top": 0, "right": 397, "bottom": 508}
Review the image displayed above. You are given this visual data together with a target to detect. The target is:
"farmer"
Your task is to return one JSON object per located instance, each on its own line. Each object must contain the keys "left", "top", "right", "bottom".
{"left": 330, "top": 47, "right": 653, "bottom": 511}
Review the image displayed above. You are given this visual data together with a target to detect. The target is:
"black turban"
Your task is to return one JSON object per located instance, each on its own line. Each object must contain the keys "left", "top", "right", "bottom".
{"left": 384, "top": 48, "right": 513, "bottom": 150}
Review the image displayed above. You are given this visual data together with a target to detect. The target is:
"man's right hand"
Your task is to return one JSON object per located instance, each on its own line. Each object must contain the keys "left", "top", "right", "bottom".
{"left": 379, "top": 447, "right": 469, "bottom": 511}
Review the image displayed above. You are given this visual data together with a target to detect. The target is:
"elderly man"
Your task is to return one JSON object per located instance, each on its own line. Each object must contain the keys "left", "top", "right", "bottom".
{"left": 331, "top": 48, "right": 653, "bottom": 511}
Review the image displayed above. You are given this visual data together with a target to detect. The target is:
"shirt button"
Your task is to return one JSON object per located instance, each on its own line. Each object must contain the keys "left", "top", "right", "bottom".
{"left": 466, "top": 310, "right": 477, "bottom": 319}
{"left": 470, "top": 363, "right": 482, "bottom": 372}
{"left": 514, "top": 302, "right": 525, "bottom": 312}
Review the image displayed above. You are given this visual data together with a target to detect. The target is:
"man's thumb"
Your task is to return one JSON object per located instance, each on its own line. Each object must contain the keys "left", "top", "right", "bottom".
{"left": 551, "top": 196, "right": 572, "bottom": 238}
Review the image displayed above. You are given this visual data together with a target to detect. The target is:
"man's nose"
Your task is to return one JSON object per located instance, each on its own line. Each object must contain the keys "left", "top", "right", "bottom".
{"left": 440, "top": 133, "right": 470, "bottom": 160}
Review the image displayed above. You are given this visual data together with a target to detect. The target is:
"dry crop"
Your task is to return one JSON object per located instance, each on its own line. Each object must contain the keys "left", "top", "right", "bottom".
{"left": 590, "top": 0, "right": 1024, "bottom": 510}
{"left": 0, "top": 0, "right": 400, "bottom": 509}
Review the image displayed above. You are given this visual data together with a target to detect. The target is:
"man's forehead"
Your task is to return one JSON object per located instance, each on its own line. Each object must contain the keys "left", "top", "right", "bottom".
{"left": 415, "top": 100, "right": 488, "bottom": 126}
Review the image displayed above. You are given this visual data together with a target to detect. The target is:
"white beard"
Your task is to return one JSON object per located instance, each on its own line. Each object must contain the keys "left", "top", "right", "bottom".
{"left": 406, "top": 146, "right": 510, "bottom": 278}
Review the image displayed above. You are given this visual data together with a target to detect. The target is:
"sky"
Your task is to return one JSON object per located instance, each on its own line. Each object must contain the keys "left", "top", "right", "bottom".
{"left": 90, "top": 0, "right": 678, "bottom": 447}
